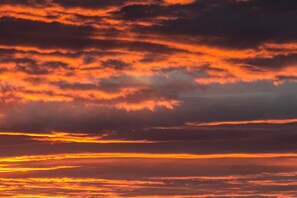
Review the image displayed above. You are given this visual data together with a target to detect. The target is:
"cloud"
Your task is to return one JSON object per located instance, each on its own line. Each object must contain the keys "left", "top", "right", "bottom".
{"left": 232, "top": 54, "right": 297, "bottom": 70}
{"left": 139, "top": 0, "right": 297, "bottom": 48}
{"left": 53, "top": 0, "right": 126, "bottom": 9}
{"left": 0, "top": 1, "right": 297, "bottom": 196}
{"left": 0, "top": 17, "right": 95, "bottom": 49}
{"left": 101, "top": 59, "right": 131, "bottom": 70}
{"left": 187, "top": 118, "right": 297, "bottom": 127}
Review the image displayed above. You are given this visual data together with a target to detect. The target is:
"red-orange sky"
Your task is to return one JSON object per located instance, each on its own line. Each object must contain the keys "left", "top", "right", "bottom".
{"left": 1, "top": 0, "right": 297, "bottom": 197}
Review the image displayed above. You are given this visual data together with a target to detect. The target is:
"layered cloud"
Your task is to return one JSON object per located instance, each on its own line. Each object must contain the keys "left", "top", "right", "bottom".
{"left": 1, "top": 0, "right": 297, "bottom": 197}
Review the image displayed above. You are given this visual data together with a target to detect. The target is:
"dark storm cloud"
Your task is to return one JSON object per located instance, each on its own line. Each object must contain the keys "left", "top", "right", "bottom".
{"left": 134, "top": 0, "right": 297, "bottom": 49}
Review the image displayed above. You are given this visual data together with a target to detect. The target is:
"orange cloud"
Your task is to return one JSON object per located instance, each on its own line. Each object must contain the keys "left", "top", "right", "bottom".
{"left": 186, "top": 118, "right": 297, "bottom": 127}
{"left": 0, "top": 132, "right": 153, "bottom": 144}
{"left": 116, "top": 99, "right": 181, "bottom": 111}
{"left": 163, "top": 0, "right": 196, "bottom": 5}
{"left": 0, "top": 165, "right": 77, "bottom": 173}
{"left": 2, "top": 152, "right": 297, "bottom": 164}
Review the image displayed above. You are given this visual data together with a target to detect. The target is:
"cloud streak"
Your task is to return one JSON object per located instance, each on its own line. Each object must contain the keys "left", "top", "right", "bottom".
{"left": 187, "top": 118, "right": 297, "bottom": 127}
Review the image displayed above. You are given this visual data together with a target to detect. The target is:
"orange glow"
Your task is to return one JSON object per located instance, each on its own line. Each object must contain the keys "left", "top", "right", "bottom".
{"left": 0, "top": 177, "right": 162, "bottom": 186}
{"left": 163, "top": 0, "right": 196, "bottom": 5}
{"left": 2, "top": 152, "right": 297, "bottom": 163}
{"left": 116, "top": 99, "right": 181, "bottom": 111}
{"left": 0, "top": 165, "right": 78, "bottom": 173}
{"left": 0, "top": 132, "right": 153, "bottom": 144}
{"left": 0, "top": 177, "right": 162, "bottom": 197}
{"left": 195, "top": 77, "right": 238, "bottom": 85}
{"left": 11, "top": 196, "right": 67, "bottom": 198}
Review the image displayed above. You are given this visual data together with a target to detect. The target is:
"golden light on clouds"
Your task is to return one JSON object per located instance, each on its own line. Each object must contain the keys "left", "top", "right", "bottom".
{"left": 0, "top": 0, "right": 297, "bottom": 197}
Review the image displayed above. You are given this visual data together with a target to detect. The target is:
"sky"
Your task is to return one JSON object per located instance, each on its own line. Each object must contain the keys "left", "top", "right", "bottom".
{"left": 0, "top": 0, "right": 297, "bottom": 197}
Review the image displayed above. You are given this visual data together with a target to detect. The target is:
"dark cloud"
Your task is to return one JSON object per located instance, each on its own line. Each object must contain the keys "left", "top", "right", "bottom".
{"left": 53, "top": 0, "right": 125, "bottom": 9}
{"left": 98, "top": 75, "right": 141, "bottom": 92}
{"left": 276, "top": 75, "right": 297, "bottom": 82}
{"left": 246, "top": 0, "right": 297, "bottom": 13}
{"left": 136, "top": 0, "right": 297, "bottom": 48}
{"left": 232, "top": 54, "right": 297, "bottom": 70}
{"left": 101, "top": 59, "right": 131, "bottom": 70}
{"left": 52, "top": 81, "right": 98, "bottom": 91}
{"left": 15, "top": 58, "right": 41, "bottom": 74}
{"left": 16, "top": 59, "right": 72, "bottom": 75}
{"left": 119, "top": 4, "right": 172, "bottom": 20}
{"left": 1, "top": 81, "right": 297, "bottom": 134}
{"left": 42, "top": 61, "right": 72, "bottom": 70}
{"left": 51, "top": 75, "right": 141, "bottom": 94}
{"left": 0, "top": 17, "right": 95, "bottom": 49}
{"left": 118, "top": 1, "right": 197, "bottom": 21}
{"left": 2, "top": 0, "right": 296, "bottom": 52}
{"left": 0, "top": 17, "right": 183, "bottom": 54}
{"left": 0, "top": 0, "right": 47, "bottom": 6}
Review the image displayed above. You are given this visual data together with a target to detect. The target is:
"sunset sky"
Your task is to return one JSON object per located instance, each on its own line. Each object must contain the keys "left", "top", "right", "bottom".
{"left": 1, "top": 0, "right": 297, "bottom": 197}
